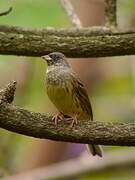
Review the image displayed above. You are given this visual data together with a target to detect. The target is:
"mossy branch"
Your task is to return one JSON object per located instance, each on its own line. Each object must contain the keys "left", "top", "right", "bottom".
{"left": 0, "top": 81, "right": 135, "bottom": 147}
{"left": 0, "top": 25, "right": 135, "bottom": 57}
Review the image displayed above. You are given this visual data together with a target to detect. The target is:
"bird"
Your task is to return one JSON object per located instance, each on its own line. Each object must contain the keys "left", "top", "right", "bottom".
{"left": 42, "top": 52, "right": 102, "bottom": 157}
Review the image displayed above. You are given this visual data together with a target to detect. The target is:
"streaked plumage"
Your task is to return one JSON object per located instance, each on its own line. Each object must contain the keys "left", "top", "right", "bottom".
{"left": 42, "top": 52, "right": 102, "bottom": 157}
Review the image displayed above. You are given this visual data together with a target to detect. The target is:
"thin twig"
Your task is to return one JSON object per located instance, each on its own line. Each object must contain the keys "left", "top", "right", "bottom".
{"left": 61, "top": 0, "right": 82, "bottom": 28}
{"left": 105, "top": 0, "right": 117, "bottom": 28}
{"left": 0, "top": 7, "right": 13, "bottom": 17}
{"left": 6, "top": 149, "right": 135, "bottom": 180}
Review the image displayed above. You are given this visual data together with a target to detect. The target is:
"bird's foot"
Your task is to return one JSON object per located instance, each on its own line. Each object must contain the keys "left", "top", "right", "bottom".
{"left": 66, "top": 115, "right": 78, "bottom": 128}
{"left": 52, "top": 112, "right": 64, "bottom": 126}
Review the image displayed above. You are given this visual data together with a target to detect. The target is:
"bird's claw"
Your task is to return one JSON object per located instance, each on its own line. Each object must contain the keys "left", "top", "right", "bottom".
{"left": 66, "top": 116, "right": 78, "bottom": 128}
{"left": 52, "top": 112, "right": 64, "bottom": 126}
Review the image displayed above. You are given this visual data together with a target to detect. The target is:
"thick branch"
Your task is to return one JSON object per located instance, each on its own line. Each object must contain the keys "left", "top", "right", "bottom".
{"left": 1, "top": 103, "right": 135, "bottom": 146}
{"left": 0, "top": 82, "right": 135, "bottom": 146}
{"left": 0, "top": 25, "right": 135, "bottom": 57}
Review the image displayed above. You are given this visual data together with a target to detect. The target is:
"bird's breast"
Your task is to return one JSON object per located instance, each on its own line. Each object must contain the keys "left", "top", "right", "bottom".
{"left": 46, "top": 67, "right": 73, "bottom": 114}
{"left": 45, "top": 67, "right": 91, "bottom": 120}
{"left": 46, "top": 67, "right": 69, "bottom": 86}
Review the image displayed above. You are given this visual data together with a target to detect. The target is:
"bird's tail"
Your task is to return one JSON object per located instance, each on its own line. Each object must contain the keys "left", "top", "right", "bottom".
{"left": 86, "top": 144, "right": 103, "bottom": 157}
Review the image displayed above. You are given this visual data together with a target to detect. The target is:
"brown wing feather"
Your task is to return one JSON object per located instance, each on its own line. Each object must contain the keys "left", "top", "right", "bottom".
{"left": 70, "top": 72, "right": 93, "bottom": 120}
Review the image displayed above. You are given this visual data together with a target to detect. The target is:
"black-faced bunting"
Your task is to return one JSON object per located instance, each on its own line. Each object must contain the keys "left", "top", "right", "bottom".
{"left": 42, "top": 52, "right": 102, "bottom": 157}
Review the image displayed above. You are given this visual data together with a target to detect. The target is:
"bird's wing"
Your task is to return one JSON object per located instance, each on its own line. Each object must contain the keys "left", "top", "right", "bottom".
{"left": 70, "top": 72, "right": 93, "bottom": 120}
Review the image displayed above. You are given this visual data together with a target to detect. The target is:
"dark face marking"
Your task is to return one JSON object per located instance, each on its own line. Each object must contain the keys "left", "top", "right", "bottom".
{"left": 42, "top": 52, "right": 70, "bottom": 67}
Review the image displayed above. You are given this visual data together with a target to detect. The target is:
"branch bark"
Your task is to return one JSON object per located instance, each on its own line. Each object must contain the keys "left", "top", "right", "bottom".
{"left": 1, "top": 82, "right": 135, "bottom": 147}
{"left": 0, "top": 25, "right": 135, "bottom": 57}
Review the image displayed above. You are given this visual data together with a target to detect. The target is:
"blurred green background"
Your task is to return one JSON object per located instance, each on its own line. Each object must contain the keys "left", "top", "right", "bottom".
{"left": 0, "top": 0, "right": 135, "bottom": 179}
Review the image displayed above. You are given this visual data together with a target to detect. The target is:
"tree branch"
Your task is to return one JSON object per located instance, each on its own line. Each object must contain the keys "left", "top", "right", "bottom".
{"left": 60, "top": 0, "right": 82, "bottom": 28}
{"left": 105, "top": 0, "right": 117, "bottom": 28}
{"left": 1, "top": 82, "right": 135, "bottom": 147}
{"left": 0, "top": 25, "right": 135, "bottom": 57}
{"left": 0, "top": 7, "right": 12, "bottom": 17}
{"left": 0, "top": 81, "right": 16, "bottom": 104}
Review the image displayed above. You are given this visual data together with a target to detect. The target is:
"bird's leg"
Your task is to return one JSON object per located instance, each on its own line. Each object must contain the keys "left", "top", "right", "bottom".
{"left": 52, "top": 112, "right": 64, "bottom": 126}
{"left": 70, "top": 115, "right": 78, "bottom": 128}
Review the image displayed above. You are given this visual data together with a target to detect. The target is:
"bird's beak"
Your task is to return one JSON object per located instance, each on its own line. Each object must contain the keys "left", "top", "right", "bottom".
{"left": 42, "top": 55, "right": 52, "bottom": 61}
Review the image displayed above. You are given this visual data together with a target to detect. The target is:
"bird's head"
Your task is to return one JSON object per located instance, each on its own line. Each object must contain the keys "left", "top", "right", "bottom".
{"left": 42, "top": 52, "right": 70, "bottom": 67}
